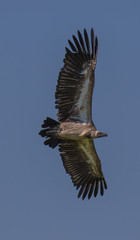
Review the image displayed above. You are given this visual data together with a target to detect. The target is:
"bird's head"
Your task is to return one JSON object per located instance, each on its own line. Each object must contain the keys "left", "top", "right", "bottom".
{"left": 92, "top": 130, "right": 108, "bottom": 139}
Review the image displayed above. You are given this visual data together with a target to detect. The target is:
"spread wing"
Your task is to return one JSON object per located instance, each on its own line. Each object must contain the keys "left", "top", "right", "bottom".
{"left": 55, "top": 28, "right": 98, "bottom": 123}
{"left": 59, "top": 138, "right": 107, "bottom": 199}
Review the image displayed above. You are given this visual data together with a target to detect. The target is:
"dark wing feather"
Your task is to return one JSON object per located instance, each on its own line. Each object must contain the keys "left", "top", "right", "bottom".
{"left": 55, "top": 28, "right": 98, "bottom": 123}
{"left": 59, "top": 138, "right": 107, "bottom": 199}
{"left": 84, "top": 28, "right": 91, "bottom": 57}
{"left": 91, "top": 28, "right": 94, "bottom": 59}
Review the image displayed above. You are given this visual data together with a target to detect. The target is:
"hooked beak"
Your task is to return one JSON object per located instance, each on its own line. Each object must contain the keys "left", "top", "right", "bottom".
{"left": 96, "top": 131, "right": 108, "bottom": 138}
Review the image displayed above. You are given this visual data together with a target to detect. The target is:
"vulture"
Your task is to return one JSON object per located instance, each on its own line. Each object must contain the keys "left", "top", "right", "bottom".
{"left": 39, "top": 28, "right": 108, "bottom": 199}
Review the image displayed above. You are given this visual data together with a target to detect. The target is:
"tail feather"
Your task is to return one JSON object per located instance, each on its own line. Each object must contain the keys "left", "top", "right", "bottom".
{"left": 44, "top": 137, "right": 60, "bottom": 149}
{"left": 42, "top": 117, "right": 58, "bottom": 128}
{"left": 39, "top": 129, "right": 47, "bottom": 137}
{"left": 39, "top": 117, "right": 60, "bottom": 149}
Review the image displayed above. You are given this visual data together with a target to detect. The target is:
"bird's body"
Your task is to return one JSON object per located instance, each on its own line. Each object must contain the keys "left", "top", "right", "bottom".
{"left": 58, "top": 122, "right": 95, "bottom": 139}
{"left": 45, "top": 121, "right": 107, "bottom": 140}
{"left": 39, "top": 28, "right": 108, "bottom": 199}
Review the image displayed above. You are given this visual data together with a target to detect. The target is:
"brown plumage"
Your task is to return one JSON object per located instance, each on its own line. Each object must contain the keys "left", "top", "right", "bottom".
{"left": 39, "top": 28, "right": 107, "bottom": 199}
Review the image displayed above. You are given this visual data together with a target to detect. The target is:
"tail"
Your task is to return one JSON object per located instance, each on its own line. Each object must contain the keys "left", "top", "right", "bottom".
{"left": 39, "top": 117, "right": 60, "bottom": 149}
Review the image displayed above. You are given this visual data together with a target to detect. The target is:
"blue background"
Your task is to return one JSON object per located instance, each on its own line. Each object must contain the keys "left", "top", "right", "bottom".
{"left": 0, "top": 0, "right": 140, "bottom": 239}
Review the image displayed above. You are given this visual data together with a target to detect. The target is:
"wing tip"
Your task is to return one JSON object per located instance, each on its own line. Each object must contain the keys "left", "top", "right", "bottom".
{"left": 77, "top": 177, "right": 107, "bottom": 200}
{"left": 67, "top": 28, "right": 97, "bottom": 59}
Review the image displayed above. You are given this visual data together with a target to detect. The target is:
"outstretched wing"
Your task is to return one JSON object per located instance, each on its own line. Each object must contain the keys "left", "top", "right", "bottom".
{"left": 55, "top": 28, "right": 98, "bottom": 123}
{"left": 59, "top": 138, "right": 107, "bottom": 199}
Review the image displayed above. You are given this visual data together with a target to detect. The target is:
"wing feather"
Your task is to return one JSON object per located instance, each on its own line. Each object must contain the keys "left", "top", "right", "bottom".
{"left": 68, "top": 40, "right": 77, "bottom": 52}
{"left": 91, "top": 28, "right": 94, "bottom": 59}
{"left": 72, "top": 35, "right": 83, "bottom": 53}
{"left": 55, "top": 28, "right": 98, "bottom": 123}
{"left": 95, "top": 37, "right": 98, "bottom": 58}
{"left": 84, "top": 28, "right": 91, "bottom": 57}
{"left": 77, "top": 30, "right": 87, "bottom": 59}
{"left": 59, "top": 138, "right": 107, "bottom": 199}
{"left": 88, "top": 178, "right": 96, "bottom": 199}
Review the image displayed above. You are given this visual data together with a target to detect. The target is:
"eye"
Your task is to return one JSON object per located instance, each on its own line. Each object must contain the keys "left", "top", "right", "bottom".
{"left": 98, "top": 132, "right": 103, "bottom": 136}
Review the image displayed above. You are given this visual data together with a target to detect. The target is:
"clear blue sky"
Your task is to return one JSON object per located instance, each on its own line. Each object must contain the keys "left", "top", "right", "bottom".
{"left": 0, "top": 0, "right": 140, "bottom": 239}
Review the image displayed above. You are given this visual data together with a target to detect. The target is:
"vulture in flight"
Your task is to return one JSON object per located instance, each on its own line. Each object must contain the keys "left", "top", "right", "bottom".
{"left": 39, "top": 28, "right": 108, "bottom": 199}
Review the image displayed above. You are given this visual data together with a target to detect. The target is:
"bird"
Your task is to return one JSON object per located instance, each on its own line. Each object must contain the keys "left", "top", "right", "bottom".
{"left": 39, "top": 28, "right": 108, "bottom": 199}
